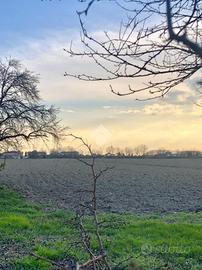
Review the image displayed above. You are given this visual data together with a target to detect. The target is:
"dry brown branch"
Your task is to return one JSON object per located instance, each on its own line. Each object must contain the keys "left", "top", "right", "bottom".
{"left": 80, "top": 254, "right": 106, "bottom": 268}
{"left": 31, "top": 134, "right": 113, "bottom": 270}
{"left": 31, "top": 249, "right": 107, "bottom": 270}
{"left": 0, "top": 157, "right": 6, "bottom": 171}
{"left": 31, "top": 253, "right": 69, "bottom": 270}
{"left": 69, "top": 134, "right": 113, "bottom": 270}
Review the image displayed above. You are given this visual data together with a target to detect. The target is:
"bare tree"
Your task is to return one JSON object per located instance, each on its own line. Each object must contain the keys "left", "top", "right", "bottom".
{"left": 65, "top": 0, "right": 202, "bottom": 100}
{"left": 0, "top": 59, "right": 62, "bottom": 149}
{"left": 105, "top": 145, "right": 116, "bottom": 155}
{"left": 124, "top": 147, "right": 133, "bottom": 157}
{"left": 134, "top": 144, "right": 148, "bottom": 157}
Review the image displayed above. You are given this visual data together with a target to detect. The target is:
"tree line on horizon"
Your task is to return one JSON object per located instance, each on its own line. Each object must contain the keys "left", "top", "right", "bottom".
{"left": 1, "top": 147, "right": 202, "bottom": 159}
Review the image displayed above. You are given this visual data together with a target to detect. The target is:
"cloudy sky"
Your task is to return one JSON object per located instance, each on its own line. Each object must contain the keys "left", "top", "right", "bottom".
{"left": 1, "top": 0, "right": 202, "bottom": 151}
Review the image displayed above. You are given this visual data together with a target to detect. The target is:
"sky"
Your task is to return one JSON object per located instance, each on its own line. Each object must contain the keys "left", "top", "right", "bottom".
{"left": 1, "top": 0, "right": 202, "bottom": 151}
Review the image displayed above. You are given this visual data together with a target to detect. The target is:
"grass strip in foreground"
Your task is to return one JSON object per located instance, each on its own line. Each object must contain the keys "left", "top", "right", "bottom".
{"left": 0, "top": 186, "right": 201, "bottom": 270}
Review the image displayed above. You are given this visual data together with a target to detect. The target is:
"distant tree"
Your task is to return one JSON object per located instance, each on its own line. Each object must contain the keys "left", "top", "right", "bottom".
{"left": 115, "top": 147, "right": 125, "bottom": 157}
{"left": 0, "top": 59, "right": 62, "bottom": 149}
{"left": 134, "top": 144, "right": 148, "bottom": 156}
{"left": 65, "top": 0, "right": 202, "bottom": 100}
{"left": 153, "top": 149, "right": 172, "bottom": 157}
{"left": 94, "top": 147, "right": 105, "bottom": 156}
{"left": 106, "top": 145, "right": 116, "bottom": 155}
{"left": 124, "top": 147, "right": 133, "bottom": 157}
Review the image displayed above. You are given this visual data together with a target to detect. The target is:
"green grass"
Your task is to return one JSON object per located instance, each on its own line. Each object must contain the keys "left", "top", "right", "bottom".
{"left": 0, "top": 186, "right": 201, "bottom": 270}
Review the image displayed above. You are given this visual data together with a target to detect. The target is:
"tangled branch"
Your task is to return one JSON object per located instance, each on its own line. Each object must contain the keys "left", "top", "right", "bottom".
{"left": 65, "top": 0, "right": 202, "bottom": 100}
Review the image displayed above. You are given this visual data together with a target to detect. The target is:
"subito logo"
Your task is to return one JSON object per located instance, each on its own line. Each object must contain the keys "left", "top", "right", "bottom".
{"left": 91, "top": 124, "right": 112, "bottom": 146}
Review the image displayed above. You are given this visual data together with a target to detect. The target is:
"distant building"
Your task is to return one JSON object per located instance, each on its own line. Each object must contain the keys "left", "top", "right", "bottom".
{"left": 48, "top": 151, "right": 61, "bottom": 158}
{"left": 48, "top": 151, "right": 79, "bottom": 158}
{"left": 145, "top": 150, "right": 173, "bottom": 158}
{"left": 176, "top": 151, "right": 201, "bottom": 158}
{"left": 60, "top": 151, "right": 79, "bottom": 158}
{"left": 25, "top": 151, "right": 47, "bottom": 159}
{"left": 1, "top": 151, "right": 23, "bottom": 159}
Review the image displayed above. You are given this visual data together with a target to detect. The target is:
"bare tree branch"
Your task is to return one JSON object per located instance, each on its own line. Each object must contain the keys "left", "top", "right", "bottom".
{"left": 166, "top": 0, "right": 202, "bottom": 58}
{"left": 65, "top": 0, "right": 202, "bottom": 99}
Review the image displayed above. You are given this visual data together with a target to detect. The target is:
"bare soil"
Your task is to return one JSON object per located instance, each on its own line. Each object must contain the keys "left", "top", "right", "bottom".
{"left": 0, "top": 158, "right": 201, "bottom": 213}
